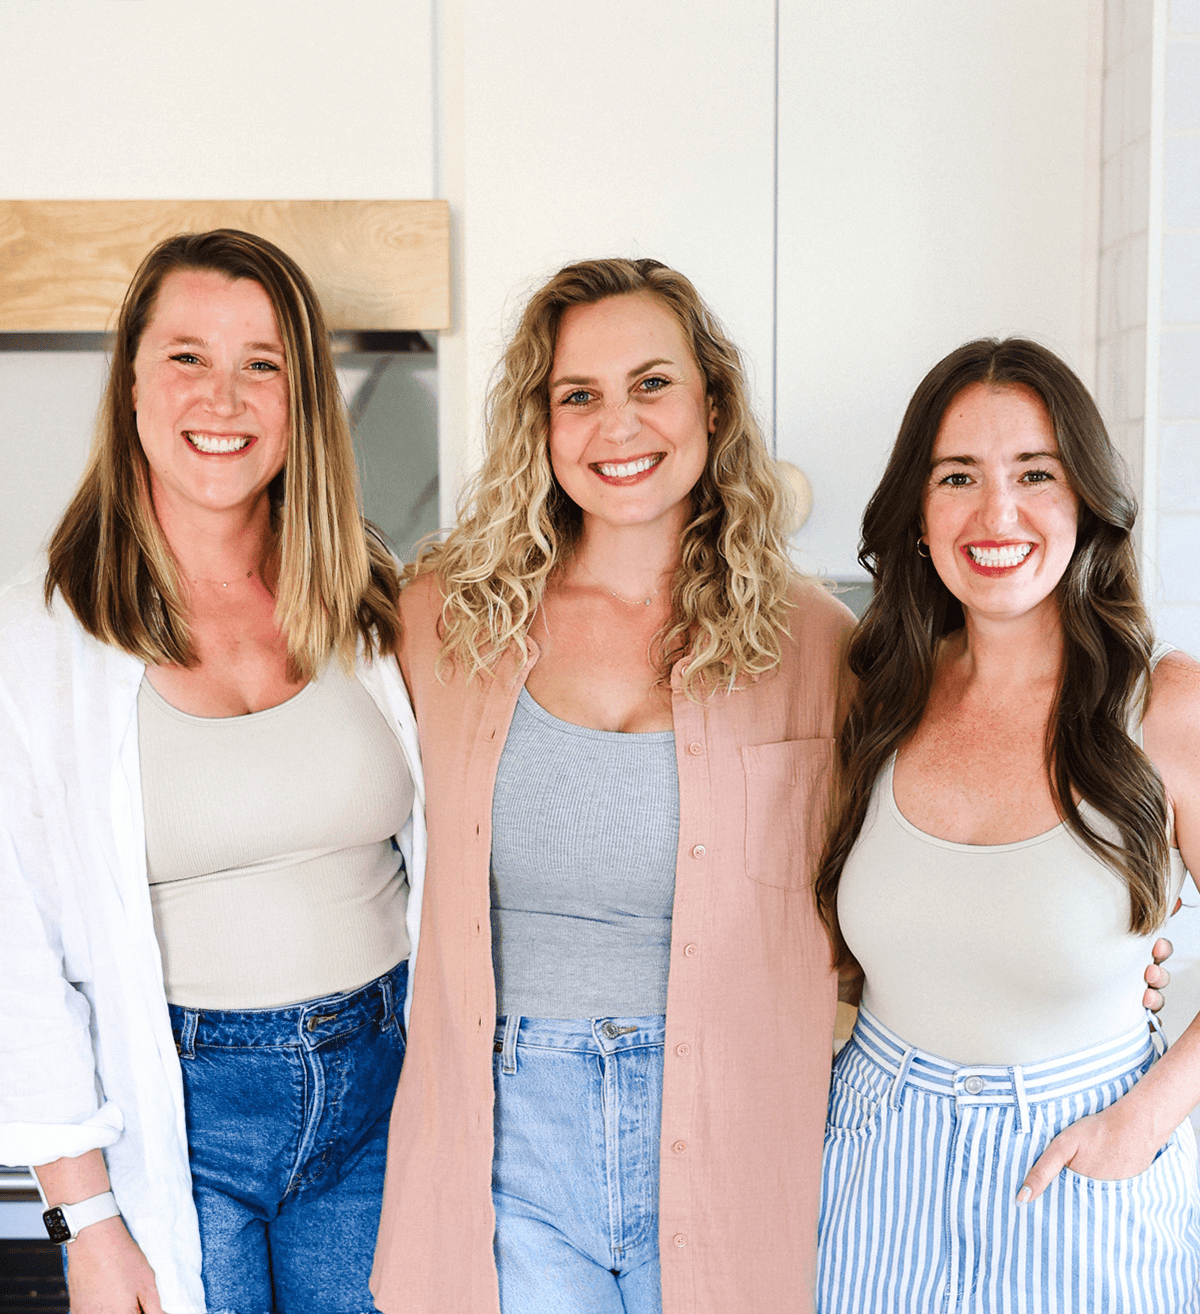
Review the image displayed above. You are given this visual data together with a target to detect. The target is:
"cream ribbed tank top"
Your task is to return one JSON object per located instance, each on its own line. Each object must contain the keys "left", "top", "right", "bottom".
{"left": 838, "top": 649, "right": 1189, "bottom": 1066}
{"left": 140, "top": 660, "right": 414, "bottom": 1009}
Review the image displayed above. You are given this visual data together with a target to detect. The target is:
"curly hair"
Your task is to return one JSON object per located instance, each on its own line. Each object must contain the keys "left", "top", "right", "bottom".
{"left": 814, "top": 338, "right": 1169, "bottom": 968}
{"left": 45, "top": 228, "right": 399, "bottom": 677}
{"left": 416, "top": 257, "right": 797, "bottom": 696}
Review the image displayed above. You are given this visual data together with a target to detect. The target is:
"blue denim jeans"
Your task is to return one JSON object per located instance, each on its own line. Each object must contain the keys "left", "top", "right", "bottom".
{"left": 168, "top": 959, "right": 407, "bottom": 1314}
{"left": 491, "top": 1014, "right": 665, "bottom": 1314}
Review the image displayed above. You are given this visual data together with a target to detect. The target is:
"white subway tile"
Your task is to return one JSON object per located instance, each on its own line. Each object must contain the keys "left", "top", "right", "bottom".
{"left": 1166, "top": 41, "right": 1200, "bottom": 131}
{"left": 1104, "top": 61, "right": 1127, "bottom": 159}
{"left": 1154, "top": 605, "right": 1200, "bottom": 651}
{"left": 1164, "top": 136, "right": 1200, "bottom": 227}
{"left": 1163, "top": 232, "right": 1200, "bottom": 322}
{"left": 1100, "top": 246, "right": 1121, "bottom": 336}
{"left": 1126, "top": 44, "right": 1155, "bottom": 147}
{"left": 1161, "top": 328, "right": 1200, "bottom": 417}
{"left": 1157, "top": 514, "right": 1200, "bottom": 604}
{"left": 1102, "top": 150, "right": 1128, "bottom": 249}
{"left": 1171, "top": 0, "right": 1200, "bottom": 35}
{"left": 1127, "top": 137, "right": 1152, "bottom": 234}
{"left": 1161, "top": 423, "right": 1200, "bottom": 510}
{"left": 1127, "top": 325, "right": 1150, "bottom": 410}
{"left": 1126, "top": 229, "right": 1150, "bottom": 327}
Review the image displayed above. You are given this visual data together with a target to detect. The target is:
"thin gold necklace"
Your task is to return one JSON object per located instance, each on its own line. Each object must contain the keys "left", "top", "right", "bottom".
{"left": 579, "top": 560, "right": 659, "bottom": 608}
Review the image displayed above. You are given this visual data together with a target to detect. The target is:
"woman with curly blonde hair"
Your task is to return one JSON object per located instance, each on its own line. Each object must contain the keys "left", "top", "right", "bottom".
{"left": 371, "top": 258, "right": 855, "bottom": 1314}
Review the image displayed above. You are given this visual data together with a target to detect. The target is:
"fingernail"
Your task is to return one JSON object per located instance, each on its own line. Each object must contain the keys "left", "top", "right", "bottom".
{"left": 1016, "top": 1186, "right": 1032, "bottom": 1204}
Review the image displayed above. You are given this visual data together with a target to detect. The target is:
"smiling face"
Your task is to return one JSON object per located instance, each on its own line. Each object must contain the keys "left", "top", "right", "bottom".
{"left": 131, "top": 268, "right": 290, "bottom": 526}
{"left": 923, "top": 381, "right": 1079, "bottom": 627}
{"left": 547, "top": 292, "right": 715, "bottom": 537}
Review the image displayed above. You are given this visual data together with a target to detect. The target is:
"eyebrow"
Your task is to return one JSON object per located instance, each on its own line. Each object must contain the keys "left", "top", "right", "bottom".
{"left": 930, "top": 450, "right": 1061, "bottom": 469}
{"left": 549, "top": 357, "right": 675, "bottom": 390}
{"left": 161, "top": 334, "right": 284, "bottom": 353}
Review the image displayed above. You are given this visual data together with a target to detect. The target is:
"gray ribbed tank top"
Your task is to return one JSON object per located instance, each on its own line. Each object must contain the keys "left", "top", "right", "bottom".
{"left": 490, "top": 687, "right": 680, "bottom": 1018}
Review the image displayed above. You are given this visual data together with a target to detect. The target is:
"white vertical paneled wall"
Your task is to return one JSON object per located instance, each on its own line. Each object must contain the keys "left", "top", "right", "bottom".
{"left": 777, "top": 1, "right": 1103, "bottom": 578}
{"left": 436, "top": 0, "right": 777, "bottom": 521}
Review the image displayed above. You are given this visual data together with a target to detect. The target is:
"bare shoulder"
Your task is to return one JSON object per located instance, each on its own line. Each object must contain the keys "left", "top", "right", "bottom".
{"left": 1143, "top": 648, "right": 1200, "bottom": 785}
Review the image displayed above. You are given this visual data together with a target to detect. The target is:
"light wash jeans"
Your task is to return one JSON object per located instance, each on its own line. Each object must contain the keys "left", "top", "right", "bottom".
{"left": 492, "top": 1014, "right": 666, "bottom": 1314}
{"left": 167, "top": 959, "right": 407, "bottom": 1314}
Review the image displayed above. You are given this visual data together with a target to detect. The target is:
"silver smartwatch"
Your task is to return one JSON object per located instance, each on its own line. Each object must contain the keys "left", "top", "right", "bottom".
{"left": 42, "top": 1189, "right": 121, "bottom": 1243}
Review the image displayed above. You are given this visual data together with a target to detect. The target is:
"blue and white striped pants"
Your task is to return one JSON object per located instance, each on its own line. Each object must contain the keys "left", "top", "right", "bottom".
{"left": 818, "top": 1008, "right": 1200, "bottom": 1313}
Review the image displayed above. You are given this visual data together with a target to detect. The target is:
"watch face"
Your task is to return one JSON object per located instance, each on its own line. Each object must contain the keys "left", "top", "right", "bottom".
{"left": 43, "top": 1205, "right": 72, "bottom": 1244}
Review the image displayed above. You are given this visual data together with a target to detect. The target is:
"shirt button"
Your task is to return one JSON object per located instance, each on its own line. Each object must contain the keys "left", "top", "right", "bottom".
{"left": 673, "top": 1233, "right": 688, "bottom": 1248}
{"left": 675, "top": 1042, "right": 691, "bottom": 1057}
{"left": 672, "top": 1140, "right": 687, "bottom": 1154}
{"left": 691, "top": 844, "right": 706, "bottom": 858}
{"left": 687, "top": 741, "right": 704, "bottom": 756}
{"left": 683, "top": 943, "right": 699, "bottom": 958}
{"left": 964, "top": 1076, "right": 985, "bottom": 1095}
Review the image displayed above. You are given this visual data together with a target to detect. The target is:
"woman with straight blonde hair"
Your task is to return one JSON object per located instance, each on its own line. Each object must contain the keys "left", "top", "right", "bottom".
{"left": 370, "top": 257, "right": 855, "bottom": 1314}
{"left": 0, "top": 229, "right": 425, "bottom": 1313}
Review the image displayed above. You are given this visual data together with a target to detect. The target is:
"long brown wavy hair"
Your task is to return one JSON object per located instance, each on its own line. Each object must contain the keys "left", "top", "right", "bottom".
{"left": 417, "top": 257, "right": 797, "bottom": 697}
{"left": 815, "top": 337, "right": 1169, "bottom": 968}
{"left": 45, "top": 228, "right": 399, "bottom": 677}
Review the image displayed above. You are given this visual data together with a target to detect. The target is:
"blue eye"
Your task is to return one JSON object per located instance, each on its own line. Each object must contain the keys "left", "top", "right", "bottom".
{"left": 561, "top": 389, "right": 592, "bottom": 406}
{"left": 249, "top": 360, "right": 281, "bottom": 372}
{"left": 639, "top": 375, "right": 670, "bottom": 392}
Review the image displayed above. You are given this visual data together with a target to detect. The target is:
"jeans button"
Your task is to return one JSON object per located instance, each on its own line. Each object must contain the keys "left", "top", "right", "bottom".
{"left": 964, "top": 1075, "right": 985, "bottom": 1095}
{"left": 601, "top": 1022, "right": 619, "bottom": 1039}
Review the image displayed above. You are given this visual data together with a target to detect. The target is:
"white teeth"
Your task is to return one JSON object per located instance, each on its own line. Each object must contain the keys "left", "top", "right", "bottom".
{"left": 186, "top": 432, "right": 251, "bottom": 454}
{"left": 968, "top": 543, "right": 1033, "bottom": 568}
{"left": 595, "top": 455, "right": 660, "bottom": 479}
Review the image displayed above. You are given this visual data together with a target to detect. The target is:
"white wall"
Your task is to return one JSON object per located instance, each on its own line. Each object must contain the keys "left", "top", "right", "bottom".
{"left": 0, "top": 0, "right": 434, "bottom": 199}
{"left": 0, "top": 0, "right": 437, "bottom": 583}
{"left": 1157, "top": 1, "right": 1200, "bottom": 655}
{"left": 1100, "top": 0, "right": 1200, "bottom": 1125}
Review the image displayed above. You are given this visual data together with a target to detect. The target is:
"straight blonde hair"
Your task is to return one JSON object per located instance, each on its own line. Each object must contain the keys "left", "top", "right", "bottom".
{"left": 415, "top": 257, "right": 798, "bottom": 697}
{"left": 46, "top": 229, "right": 399, "bottom": 676}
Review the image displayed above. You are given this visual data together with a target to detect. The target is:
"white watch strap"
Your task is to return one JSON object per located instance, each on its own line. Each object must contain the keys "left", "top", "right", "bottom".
{"left": 61, "top": 1190, "right": 120, "bottom": 1238}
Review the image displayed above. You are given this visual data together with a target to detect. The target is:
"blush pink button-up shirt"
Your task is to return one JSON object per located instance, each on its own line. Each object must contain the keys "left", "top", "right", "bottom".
{"left": 372, "top": 574, "right": 854, "bottom": 1314}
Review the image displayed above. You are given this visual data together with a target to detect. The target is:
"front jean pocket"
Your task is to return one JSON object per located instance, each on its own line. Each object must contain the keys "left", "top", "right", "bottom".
{"left": 1059, "top": 1126, "right": 1180, "bottom": 1191}
{"left": 825, "top": 1051, "right": 888, "bottom": 1138}
{"left": 742, "top": 737, "right": 836, "bottom": 890}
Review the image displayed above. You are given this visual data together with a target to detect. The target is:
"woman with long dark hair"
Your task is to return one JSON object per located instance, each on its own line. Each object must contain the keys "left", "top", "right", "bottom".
{"left": 815, "top": 338, "right": 1200, "bottom": 1312}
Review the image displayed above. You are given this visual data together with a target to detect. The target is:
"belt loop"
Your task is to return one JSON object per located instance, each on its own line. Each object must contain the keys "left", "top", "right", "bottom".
{"left": 500, "top": 1014, "right": 521, "bottom": 1075}
{"left": 890, "top": 1046, "right": 915, "bottom": 1110}
{"left": 1149, "top": 1011, "right": 1168, "bottom": 1058}
{"left": 177, "top": 1009, "right": 198, "bottom": 1060}
{"left": 380, "top": 972, "right": 395, "bottom": 1031}
{"left": 1011, "top": 1064, "right": 1031, "bottom": 1133}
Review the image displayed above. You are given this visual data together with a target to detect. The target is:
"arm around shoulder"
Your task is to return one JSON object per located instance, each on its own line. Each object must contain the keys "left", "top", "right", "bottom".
{"left": 1143, "top": 649, "right": 1200, "bottom": 871}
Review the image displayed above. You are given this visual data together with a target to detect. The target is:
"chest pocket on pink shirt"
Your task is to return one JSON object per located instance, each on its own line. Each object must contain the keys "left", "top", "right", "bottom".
{"left": 741, "top": 737, "right": 835, "bottom": 889}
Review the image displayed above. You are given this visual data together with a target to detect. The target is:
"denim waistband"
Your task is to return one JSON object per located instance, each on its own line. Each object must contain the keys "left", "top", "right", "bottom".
{"left": 170, "top": 958, "right": 407, "bottom": 1054}
{"left": 493, "top": 1015, "right": 666, "bottom": 1070}
{"left": 850, "top": 1005, "right": 1160, "bottom": 1125}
